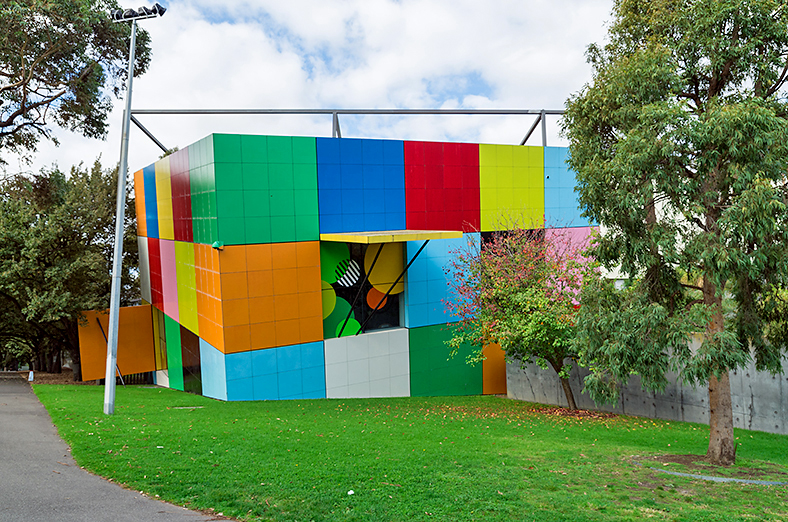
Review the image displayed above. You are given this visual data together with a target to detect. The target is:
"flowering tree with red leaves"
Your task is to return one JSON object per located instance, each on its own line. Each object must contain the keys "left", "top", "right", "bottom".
{"left": 446, "top": 229, "right": 597, "bottom": 410}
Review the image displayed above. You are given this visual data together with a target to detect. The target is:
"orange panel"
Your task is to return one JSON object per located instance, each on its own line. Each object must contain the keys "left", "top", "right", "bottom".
{"left": 295, "top": 241, "right": 320, "bottom": 267}
{"left": 247, "top": 270, "right": 274, "bottom": 298}
{"left": 299, "top": 316, "right": 323, "bottom": 343}
{"left": 298, "top": 292, "right": 323, "bottom": 318}
{"left": 271, "top": 242, "right": 297, "bottom": 270}
{"left": 250, "top": 322, "right": 276, "bottom": 349}
{"left": 207, "top": 246, "right": 220, "bottom": 272}
{"left": 482, "top": 343, "right": 507, "bottom": 395}
{"left": 203, "top": 322, "right": 224, "bottom": 353}
{"left": 78, "top": 306, "right": 155, "bottom": 381}
{"left": 249, "top": 296, "right": 275, "bottom": 324}
{"left": 219, "top": 245, "right": 247, "bottom": 273}
{"left": 133, "top": 170, "right": 147, "bottom": 237}
{"left": 210, "top": 272, "right": 221, "bottom": 299}
{"left": 222, "top": 298, "right": 251, "bottom": 327}
{"left": 296, "top": 265, "right": 321, "bottom": 293}
{"left": 220, "top": 272, "right": 249, "bottom": 300}
{"left": 272, "top": 268, "right": 299, "bottom": 295}
{"left": 274, "top": 294, "right": 300, "bottom": 321}
{"left": 275, "top": 319, "right": 300, "bottom": 347}
{"left": 223, "top": 325, "right": 251, "bottom": 353}
{"left": 246, "top": 243, "right": 272, "bottom": 271}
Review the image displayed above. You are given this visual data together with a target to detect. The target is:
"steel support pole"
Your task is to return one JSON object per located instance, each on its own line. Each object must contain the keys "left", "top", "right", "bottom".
{"left": 541, "top": 109, "right": 547, "bottom": 147}
{"left": 104, "top": 19, "right": 137, "bottom": 415}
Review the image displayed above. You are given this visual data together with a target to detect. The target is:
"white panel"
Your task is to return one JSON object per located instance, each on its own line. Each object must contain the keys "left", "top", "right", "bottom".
{"left": 347, "top": 358, "right": 370, "bottom": 385}
{"left": 367, "top": 330, "right": 389, "bottom": 358}
{"left": 137, "top": 236, "right": 151, "bottom": 303}
{"left": 326, "top": 385, "right": 350, "bottom": 399}
{"left": 387, "top": 328, "right": 409, "bottom": 354}
{"left": 389, "top": 351, "right": 410, "bottom": 378}
{"left": 324, "top": 361, "right": 349, "bottom": 389}
{"left": 346, "top": 335, "right": 369, "bottom": 361}
{"left": 389, "top": 375, "right": 410, "bottom": 397}
{"left": 324, "top": 338, "right": 348, "bottom": 365}
{"left": 369, "top": 355, "right": 390, "bottom": 381}
{"left": 369, "top": 378, "right": 391, "bottom": 398}
{"left": 348, "top": 381, "right": 371, "bottom": 398}
{"left": 155, "top": 369, "right": 169, "bottom": 388}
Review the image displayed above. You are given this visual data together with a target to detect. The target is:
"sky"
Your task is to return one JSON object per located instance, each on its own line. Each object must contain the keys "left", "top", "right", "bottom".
{"left": 8, "top": 0, "right": 614, "bottom": 176}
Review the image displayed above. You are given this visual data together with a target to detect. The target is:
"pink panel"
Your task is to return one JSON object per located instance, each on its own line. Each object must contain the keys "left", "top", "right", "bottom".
{"left": 545, "top": 226, "right": 595, "bottom": 254}
{"left": 159, "top": 239, "right": 180, "bottom": 322}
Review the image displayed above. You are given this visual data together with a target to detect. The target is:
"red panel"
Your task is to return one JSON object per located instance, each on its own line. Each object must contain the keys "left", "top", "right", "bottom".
{"left": 406, "top": 212, "right": 427, "bottom": 230}
{"left": 404, "top": 164, "right": 425, "bottom": 189}
{"left": 443, "top": 165, "right": 462, "bottom": 189}
{"left": 425, "top": 164, "right": 444, "bottom": 187}
{"left": 407, "top": 188, "right": 426, "bottom": 212}
{"left": 169, "top": 149, "right": 193, "bottom": 242}
{"left": 147, "top": 237, "right": 164, "bottom": 309}
{"left": 404, "top": 141, "right": 425, "bottom": 165}
{"left": 423, "top": 142, "right": 443, "bottom": 166}
{"left": 444, "top": 188, "right": 462, "bottom": 211}
{"left": 460, "top": 142, "right": 479, "bottom": 166}
{"left": 444, "top": 142, "right": 461, "bottom": 166}
{"left": 426, "top": 188, "right": 444, "bottom": 212}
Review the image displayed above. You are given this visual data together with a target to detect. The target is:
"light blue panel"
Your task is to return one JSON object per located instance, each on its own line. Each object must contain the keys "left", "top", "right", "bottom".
{"left": 544, "top": 146, "right": 569, "bottom": 169}
{"left": 143, "top": 164, "right": 159, "bottom": 239}
{"left": 404, "top": 234, "right": 478, "bottom": 328}
{"left": 544, "top": 148, "right": 592, "bottom": 228}
{"left": 300, "top": 341, "right": 325, "bottom": 368}
{"left": 276, "top": 345, "right": 301, "bottom": 373}
{"left": 301, "top": 366, "right": 326, "bottom": 395}
{"left": 278, "top": 369, "right": 303, "bottom": 398}
{"left": 253, "top": 374, "right": 279, "bottom": 400}
{"left": 227, "top": 377, "right": 254, "bottom": 401}
{"left": 252, "top": 348, "right": 277, "bottom": 376}
{"left": 225, "top": 350, "right": 253, "bottom": 381}
{"left": 199, "top": 339, "right": 227, "bottom": 401}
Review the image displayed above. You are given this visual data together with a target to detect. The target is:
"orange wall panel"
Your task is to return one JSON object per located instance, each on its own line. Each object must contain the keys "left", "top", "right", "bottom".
{"left": 482, "top": 343, "right": 507, "bottom": 395}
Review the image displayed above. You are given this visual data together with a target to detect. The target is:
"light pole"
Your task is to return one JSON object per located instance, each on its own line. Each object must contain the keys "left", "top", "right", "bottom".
{"left": 104, "top": 2, "right": 166, "bottom": 415}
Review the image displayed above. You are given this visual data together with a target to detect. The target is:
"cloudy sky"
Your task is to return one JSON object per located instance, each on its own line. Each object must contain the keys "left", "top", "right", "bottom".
{"left": 11, "top": 0, "right": 614, "bottom": 175}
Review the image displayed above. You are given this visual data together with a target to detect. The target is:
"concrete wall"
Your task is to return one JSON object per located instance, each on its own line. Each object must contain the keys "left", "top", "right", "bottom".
{"left": 506, "top": 357, "right": 788, "bottom": 435}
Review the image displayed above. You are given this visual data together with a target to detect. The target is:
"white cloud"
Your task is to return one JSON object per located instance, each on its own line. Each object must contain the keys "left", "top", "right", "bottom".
{"left": 7, "top": 0, "right": 612, "bottom": 176}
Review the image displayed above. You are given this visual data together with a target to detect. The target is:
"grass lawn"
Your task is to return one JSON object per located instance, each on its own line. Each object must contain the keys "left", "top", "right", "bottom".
{"left": 34, "top": 385, "right": 788, "bottom": 522}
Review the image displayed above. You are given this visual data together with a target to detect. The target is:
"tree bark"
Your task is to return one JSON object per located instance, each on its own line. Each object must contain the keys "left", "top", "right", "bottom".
{"left": 549, "top": 360, "right": 578, "bottom": 410}
{"left": 707, "top": 372, "right": 736, "bottom": 465}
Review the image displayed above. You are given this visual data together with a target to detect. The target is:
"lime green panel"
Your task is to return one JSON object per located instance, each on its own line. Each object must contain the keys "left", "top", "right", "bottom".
{"left": 174, "top": 241, "right": 199, "bottom": 335}
{"left": 479, "top": 144, "right": 544, "bottom": 231}
{"left": 164, "top": 315, "right": 184, "bottom": 391}
{"left": 408, "top": 324, "right": 482, "bottom": 397}
{"left": 155, "top": 157, "right": 175, "bottom": 240}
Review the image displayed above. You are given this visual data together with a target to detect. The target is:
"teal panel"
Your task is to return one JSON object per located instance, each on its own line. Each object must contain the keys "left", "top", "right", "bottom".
{"left": 164, "top": 315, "right": 184, "bottom": 391}
{"left": 408, "top": 324, "right": 482, "bottom": 397}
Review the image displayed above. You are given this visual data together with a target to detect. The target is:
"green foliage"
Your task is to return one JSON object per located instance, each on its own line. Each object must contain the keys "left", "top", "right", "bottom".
{"left": 564, "top": 0, "right": 788, "bottom": 406}
{"left": 34, "top": 386, "right": 788, "bottom": 522}
{"left": 0, "top": 0, "right": 151, "bottom": 163}
{"left": 0, "top": 160, "right": 138, "bottom": 374}
{"left": 447, "top": 230, "right": 598, "bottom": 408}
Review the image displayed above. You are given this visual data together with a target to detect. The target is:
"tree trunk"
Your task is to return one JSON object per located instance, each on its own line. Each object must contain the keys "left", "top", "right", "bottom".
{"left": 549, "top": 359, "right": 577, "bottom": 410}
{"left": 707, "top": 372, "right": 736, "bottom": 465}
{"left": 703, "top": 277, "right": 736, "bottom": 466}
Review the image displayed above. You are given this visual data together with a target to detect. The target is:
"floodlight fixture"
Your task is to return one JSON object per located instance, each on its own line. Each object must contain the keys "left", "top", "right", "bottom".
{"left": 110, "top": 2, "right": 166, "bottom": 22}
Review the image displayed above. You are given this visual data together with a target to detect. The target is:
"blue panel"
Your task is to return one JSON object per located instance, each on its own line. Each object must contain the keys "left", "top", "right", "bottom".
{"left": 340, "top": 164, "right": 363, "bottom": 188}
{"left": 316, "top": 138, "right": 340, "bottom": 165}
{"left": 363, "top": 214, "right": 387, "bottom": 232}
{"left": 362, "top": 165, "right": 385, "bottom": 189}
{"left": 199, "top": 339, "right": 227, "bottom": 401}
{"left": 318, "top": 188, "right": 342, "bottom": 216}
{"left": 362, "top": 139, "right": 384, "bottom": 165}
{"left": 301, "top": 389, "right": 326, "bottom": 399}
{"left": 363, "top": 190, "right": 385, "bottom": 213}
{"left": 382, "top": 140, "right": 404, "bottom": 166}
{"left": 544, "top": 146, "right": 568, "bottom": 168}
{"left": 143, "top": 164, "right": 159, "bottom": 238}
{"left": 319, "top": 213, "right": 343, "bottom": 234}
{"left": 300, "top": 341, "right": 325, "bottom": 368}
{"left": 383, "top": 165, "right": 405, "bottom": 189}
{"left": 226, "top": 377, "right": 254, "bottom": 401}
{"left": 253, "top": 373, "right": 279, "bottom": 400}
{"left": 301, "top": 366, "right": 326, "bottom": 395}
{"left": 252, "top": 348, "right": 277, "bottom": 376}
{"left": 276, "top": 345, "right": 301, "bottom": 372}
{"left": 385, "top": 213, "right": 404, "bottom": 230}
{"left": 278, "top": 369, "right": 303, "bottom": 398}
{"left": 339, "top": 139, "right": 363, "bottom": 163}
{"left": 225, "top": 350, "right": 252, "bottom": 381}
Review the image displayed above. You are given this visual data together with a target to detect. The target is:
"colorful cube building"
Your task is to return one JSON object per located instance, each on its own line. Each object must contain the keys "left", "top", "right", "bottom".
{"left": 91, "top": 134, "right": 594, "bottom": 401}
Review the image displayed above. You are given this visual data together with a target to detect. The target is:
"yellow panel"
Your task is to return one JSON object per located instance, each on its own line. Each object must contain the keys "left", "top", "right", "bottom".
{"left": 482, "top": 343, "right": 507, "bottom": 395}
{"left": 364, "top": 242, "right": 404, "bottom": 294}
{"left": 78, "top": 306, "right": 155, "bottom": 381}
{"left": 175, "top": 241, "right": 199, "bottom": 335}
{"left": 478, "top": 143, "right": 497, "bottom": 167}
{"left": 155, "top": 157, "right": 174, "bottom": 240}
{"left": 133, "top": 170, "right": 147, "bottom": 237}
{"left": 320, "top": 229, "right": 462, "bottom": 244}
{"left": 480, "top": 144, "right": 545, "bottom": 232}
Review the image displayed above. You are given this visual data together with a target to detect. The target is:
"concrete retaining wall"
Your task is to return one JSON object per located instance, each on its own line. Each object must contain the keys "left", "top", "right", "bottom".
{"left": 506, "top": 357, "right": 788, "bottom": 435}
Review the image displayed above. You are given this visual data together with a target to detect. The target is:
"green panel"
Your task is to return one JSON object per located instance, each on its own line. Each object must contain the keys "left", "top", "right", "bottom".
{"left": 269, "top": 216, "right": 295, "bottom": 243}
{"left": 218, "top": 217, "right": 246, "bottom": 245}
{"left": 320, "top": 242, "right": 350, "bottom": 283}
{"left": 409, "top": 324, "right": 482, "bottom": 397}
{"left": 188, "top": 142, "right": 202, "bottom": 170}
{"left": 292, "top": 137, "right": 317, "bottom": 164}
{"left": 293, "top": 189, "right": 318, "bottom": 215}
{"left": 243, "top": 190, "right": 270, "bottom": 217}
{"left": 205, "top": 191, "right": 217, "bottom": 218}
{"left": 202, "top": 164, "right": 216, "bottom": 192}
{"left": 267, "top": 136, "right": 292, "bottom": 163}
{"left": 192, "top": 218, "right": 203, "bottom": 244}
{"left": 244, "top": 217, "right": 271, "bottom": 244}
{"left": 216, "top": 191, "right": 244, "bottom": 218}
{"left": 242, "top": 163, "right": 268, "bottom": 191}
{"left": 269, "top": 190, "right": 295, "bottom": 217}
{"left": 212, "top": 134, "right": 241, "bottom": 163}
{"left": 214, "top": 163, "right": 244, "bottom": 191}
{"left": 240, "top": 135, "right": 269, "bottom": 163}
{"left": 268, "top": 164, "right": 294, "bottom": 190}
{"left": 164, "top": 315, "right": 184, "bottom": 391}
{"left": 293, "top": 164, "right": 318, "bottom": 191}
{"left": 294, "top": 214, "right": 319, "bottom": 241}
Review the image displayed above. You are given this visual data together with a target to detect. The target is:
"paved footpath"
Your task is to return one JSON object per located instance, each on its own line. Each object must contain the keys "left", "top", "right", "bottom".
{"left": 0, "top": 372, "right": 223, "bottom": 522}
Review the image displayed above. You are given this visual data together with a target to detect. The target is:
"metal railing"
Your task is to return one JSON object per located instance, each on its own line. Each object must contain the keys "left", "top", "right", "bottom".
{"left": 129, "top": 108, "right": 565, "bottom": 153}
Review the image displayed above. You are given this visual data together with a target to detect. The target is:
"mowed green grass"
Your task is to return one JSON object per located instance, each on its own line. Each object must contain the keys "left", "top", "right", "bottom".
{"left": 35, "top": 385, "right": 788, "bottom": 522}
